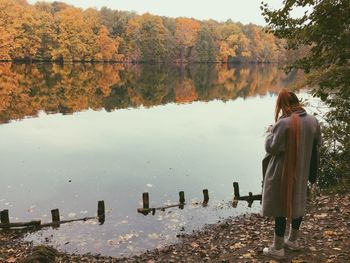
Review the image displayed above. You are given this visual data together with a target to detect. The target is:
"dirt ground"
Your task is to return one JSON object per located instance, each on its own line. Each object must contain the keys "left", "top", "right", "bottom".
{"left": 1, "top": 192, "right": 349, "bottom": 263}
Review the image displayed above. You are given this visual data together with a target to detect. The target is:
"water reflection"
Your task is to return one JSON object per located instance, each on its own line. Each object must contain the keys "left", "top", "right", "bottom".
{"left": 0, "top": 63, "right": 302, "bottom": 124}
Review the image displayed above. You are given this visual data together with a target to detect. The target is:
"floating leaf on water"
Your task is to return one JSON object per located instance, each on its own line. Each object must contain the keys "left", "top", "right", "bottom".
{"left": 156, "top": 244, "right": 164, "bottom": 250}
{"left": 107, "top": 239, "right": 116, "bottom": 246}
{"left": 127, "top": 245, "right": 134, "bottom": 252}
{"left": 68, "top": 212, "right": 77, "bottom": 218}
{"left": 148, "top": 233, "right": 159, "bottom": 239}
{"left": 119, "top": 233, "right": 136, "bottom": 242}
{"left": 164, "top": 200, "right": 172, "bottom": 206}
{"left": 86, "top": 220, "right": 98, "bottom": 225}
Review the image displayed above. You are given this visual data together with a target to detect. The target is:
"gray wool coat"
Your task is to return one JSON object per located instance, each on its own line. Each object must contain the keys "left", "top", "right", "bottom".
{"left": 261, "top": 110, "right": 321, "bottom": 218}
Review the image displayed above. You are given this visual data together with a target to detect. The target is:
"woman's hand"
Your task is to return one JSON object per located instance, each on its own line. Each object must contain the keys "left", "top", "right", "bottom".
{"left": 266, "top": 124, "right": 274, "bottom": 133}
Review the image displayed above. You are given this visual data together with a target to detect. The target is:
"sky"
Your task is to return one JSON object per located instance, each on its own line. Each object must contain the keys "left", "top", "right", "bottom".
{"left": 27, "top": 0, "right": 284, "bottom": 25}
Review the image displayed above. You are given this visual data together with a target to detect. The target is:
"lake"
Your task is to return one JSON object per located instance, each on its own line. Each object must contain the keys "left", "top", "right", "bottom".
{"left": 0, "top": 63, "right": 306, "bottom": 256}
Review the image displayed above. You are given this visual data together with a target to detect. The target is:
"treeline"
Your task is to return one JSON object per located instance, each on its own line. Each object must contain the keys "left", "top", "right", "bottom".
{"left": 0, "top": 63, "right": 302, "bottom": 123}
{"left": 0, "top": 0, "right": 294, "bottom": 63}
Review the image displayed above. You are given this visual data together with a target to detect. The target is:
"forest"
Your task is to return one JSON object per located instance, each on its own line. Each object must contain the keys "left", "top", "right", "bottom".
{"left": 0, "top": 0, "right": 296, "bottom": 63}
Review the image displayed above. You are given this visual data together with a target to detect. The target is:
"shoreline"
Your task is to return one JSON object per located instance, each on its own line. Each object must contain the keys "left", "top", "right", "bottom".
{"left": 1, "top": 191, "right": 349, "bottom": 262}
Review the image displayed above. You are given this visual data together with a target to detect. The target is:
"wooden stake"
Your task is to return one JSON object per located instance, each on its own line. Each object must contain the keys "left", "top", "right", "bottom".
{"left": 51, "top": 209, "right": 60, "bottom": 223}
{"left": 142, "top": 192, "right": 149, "bottom": 209}
{"left": 248, "top": 192, "right": 254, "bottom": 207}
{"left": 98, "top": 200, "right": 105, "bottom": 224}
{"left": 0, "top": 210, "right": 10, "bottom": 224}
{"left": 179, "top": 191, "right": 185, "bottom": 204}
{"left": 179, "top": 191, "right": 185, "bottom": 209}
{"left": 233, "top": 182, "right": 240, "bottom": 199}
{"left": 203, "top": 189, "right": 209, "bottom": 205}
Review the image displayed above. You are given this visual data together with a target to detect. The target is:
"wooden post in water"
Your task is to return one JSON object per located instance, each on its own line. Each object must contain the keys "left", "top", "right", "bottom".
{"left": 51, "top": 209, "right": 60, "bottom": 222}
{"left": 142, "top": 192, "right": 150, "bottom": 209}
{"left": 248, "top": 192, "right": 253, "bottom": 208}
{"left": 51, "top": 209, "right": 60, "bottom": 227}
{"left": 0, "top": 210, "right": 10, "bottom": 229}
{"left": 97, "top": 200, "right": 105, "bottom": 224}
{"left": 203, "top": 189, "right": 209, "bottom": 206}
{"left": 0, "top": 210, "right": 10, "bottom": 224}
{"left": 179, "top": 191, "right": 185, "bottom": 204}
{"left": 179, "top": 191, "right": 185, "bottom": 209}
{"left": 233, "top": 182, "right": 240, "bottom": 199}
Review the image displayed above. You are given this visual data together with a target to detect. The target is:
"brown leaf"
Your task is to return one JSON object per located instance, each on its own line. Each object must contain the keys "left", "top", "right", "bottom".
{"left": 190, "top": 242, "right": 199, "bottom": 248}
{"left": 323, "top": 230, "right": 334, "bottom": 236}
{"left": 242, "top": 252, "right": 252, "bottom": 259}
{"left": 6, "top": 257, "right": 16, "bottom": 263}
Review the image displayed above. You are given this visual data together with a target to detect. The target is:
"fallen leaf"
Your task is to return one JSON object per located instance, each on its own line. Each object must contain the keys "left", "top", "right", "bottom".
{"left": 324, "top": 230, "right": 334, "bottom": 236}
{"left": 309, "top": 246, "right": 317, "bottom": 251}
{"left": 190, "top": 242, "right": 199, "bottom": 248}
{"left": 229, "top": 242, "right": 244, "bottom": 249}
{"left": 6, "top": 257, "right": 16, "bottom": 263}
{"left": 242, "top": 252, "right": 252, "bottom": 259}
{"left": 315, "top": 213, "right": 328, "bottom": 218}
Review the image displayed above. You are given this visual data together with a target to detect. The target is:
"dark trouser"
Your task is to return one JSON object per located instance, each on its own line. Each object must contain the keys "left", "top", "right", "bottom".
{"left": 275, "top": 216, "right": 303, "bottom": 237}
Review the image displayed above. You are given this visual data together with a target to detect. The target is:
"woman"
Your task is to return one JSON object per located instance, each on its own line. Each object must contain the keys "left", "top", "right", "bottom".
{"left": 262, "top": 89, "right": 321, "bottom": 258}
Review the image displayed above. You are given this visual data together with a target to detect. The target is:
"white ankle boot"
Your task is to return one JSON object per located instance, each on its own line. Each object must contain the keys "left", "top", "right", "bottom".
{"left": 285, "top": 228, "right": 301, "bottom": 250}
{"left": 263, "top": 234, "right": 285, "bottom": 259}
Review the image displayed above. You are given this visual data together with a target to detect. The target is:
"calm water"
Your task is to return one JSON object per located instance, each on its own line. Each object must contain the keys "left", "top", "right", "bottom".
{"left": 0, "top": 63, "right": 306, "bottom": 256}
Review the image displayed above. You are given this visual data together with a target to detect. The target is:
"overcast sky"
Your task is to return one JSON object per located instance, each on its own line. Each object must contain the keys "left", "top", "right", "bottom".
{"left": 27, "top": 0, "right": 285, "bottom": 25}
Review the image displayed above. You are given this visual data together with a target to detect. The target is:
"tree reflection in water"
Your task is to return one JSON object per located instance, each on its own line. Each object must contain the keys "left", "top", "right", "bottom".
{"left": 0, "top": 63, "right": 303, "bottom": 124}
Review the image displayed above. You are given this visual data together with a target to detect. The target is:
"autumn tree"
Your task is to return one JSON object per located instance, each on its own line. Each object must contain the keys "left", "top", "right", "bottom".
{"left": 161, "top": 16, "right": 178, "bottom": 62}
{"left": 126, "top": 13, "right": 166, "bottom": 62}
{"left": 0, "top": 0, "right": 40, "bottom": 60}
{"left": 262, "top": 0, "right": 350, "bottom": 186}
{"left": 51, "top": 6, "right": 98, "bottom": 61}
{"left": 216, "top": 22, "right": 251, "bottom": 63}
{"left": 193, "top": 25, "right": 217, "bottom": 62}
{"left": 96, "top": 25, "right": 122, "bottom": 61}
{"left": 175, "top": 18, "right": 200, "bottom": 63}
{"left": 0, "top": 24, "right": 13, "bottom": 60}
{"left": 34, "top": 2, "right": 57, "bottom": 61}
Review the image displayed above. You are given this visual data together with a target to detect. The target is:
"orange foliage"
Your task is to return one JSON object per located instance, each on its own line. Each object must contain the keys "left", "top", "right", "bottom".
{"left": 174, "top": 79, "right": 198, "bottom": 103}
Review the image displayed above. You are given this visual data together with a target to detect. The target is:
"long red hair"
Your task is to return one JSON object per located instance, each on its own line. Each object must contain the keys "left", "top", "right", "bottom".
{"left": 275, "top": 89, "right": 302, "bottom": 219}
